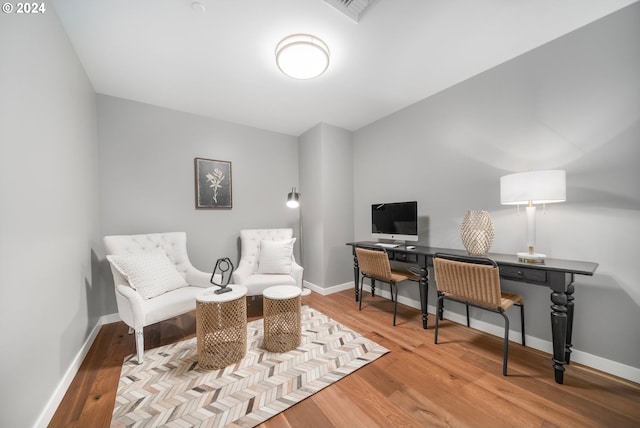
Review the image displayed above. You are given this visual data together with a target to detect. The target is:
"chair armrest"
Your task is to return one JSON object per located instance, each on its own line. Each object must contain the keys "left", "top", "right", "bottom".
{"left": 185, "top": 268, "right": 219, "bottom": 288}
{"left": 232, "top": 261, "right": 252, "bottom": 285}
{"left": 115, "top": 284, "right": 145, "bottom": 330}
{"left": 291, "top": 261, "right": 304, "bottom": 288}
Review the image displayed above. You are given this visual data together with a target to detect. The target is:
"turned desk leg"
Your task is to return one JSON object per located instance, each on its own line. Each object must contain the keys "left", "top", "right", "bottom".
{"left": 566, "top": 283, "right": 575, "bottom": 364}
{"left": 353, "top": 254, "right": 360, "bottom": 302}
{"left": 419, "top": 262, "right": 429, "bottom": 329}
{"left": 550, "top": 290, "right": 569, "bottom": 384}
{"left": 419, "top": 275, "right": 428, "bottom": 329}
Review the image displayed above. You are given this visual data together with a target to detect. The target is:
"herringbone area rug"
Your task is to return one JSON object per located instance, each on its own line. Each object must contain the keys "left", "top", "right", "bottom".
{"left": 111, "top": 306, "right": 389, "bottom": 427}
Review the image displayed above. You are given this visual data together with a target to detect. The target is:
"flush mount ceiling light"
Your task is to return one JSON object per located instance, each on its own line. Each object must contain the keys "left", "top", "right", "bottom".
{"left": 191, "top": 1, "right": 205, "bottom": 13}
{"left": 275, "top": 34, "right": 330, "bottom": 80}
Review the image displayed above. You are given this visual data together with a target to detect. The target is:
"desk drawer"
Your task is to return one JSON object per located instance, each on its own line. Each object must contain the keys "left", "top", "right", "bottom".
{"left": 500, "top": 266, "right": 547, "bottom": 283}
{"left": 390, "top": 252, "right": 418, "bottom": 263}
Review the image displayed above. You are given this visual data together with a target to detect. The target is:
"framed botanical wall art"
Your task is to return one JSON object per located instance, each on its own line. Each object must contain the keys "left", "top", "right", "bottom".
{"left": 195, "top": 158, "right": 232, "bottom": 209}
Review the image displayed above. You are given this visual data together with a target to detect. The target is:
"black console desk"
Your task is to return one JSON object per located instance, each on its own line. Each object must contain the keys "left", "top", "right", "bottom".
{"left": 346, "top": 241, "right": 598, "bottom": 384}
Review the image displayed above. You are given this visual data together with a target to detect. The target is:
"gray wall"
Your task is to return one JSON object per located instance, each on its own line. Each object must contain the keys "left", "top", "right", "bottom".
{"left": 0, "top": 7, "right": 100, "bottom": 428}
{"left": 319, "top": 124, "right": 354, "bottom": 287}
{"left": 353, "top": 4, "right": 640, "bottom": 371}
{"left": 97, "top": 95, "right": 300, "bottom": 313}
{"left": 299, "top": 123, "right": 354, "bottom": 288}
{"left": 299, "top": 124, "right": 324, "bottom": 283}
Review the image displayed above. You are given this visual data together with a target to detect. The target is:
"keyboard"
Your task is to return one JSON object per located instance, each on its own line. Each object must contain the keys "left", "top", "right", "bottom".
{"left": 375, "top": 242, "right": 398, "bottom": 248}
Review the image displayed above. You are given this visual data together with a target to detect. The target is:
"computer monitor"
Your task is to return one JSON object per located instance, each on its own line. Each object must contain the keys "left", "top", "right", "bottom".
{"left": 371, "top": 201, "right": 418, "bottom": 242}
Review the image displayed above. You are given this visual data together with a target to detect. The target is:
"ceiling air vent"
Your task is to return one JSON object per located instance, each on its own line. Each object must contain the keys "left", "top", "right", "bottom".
{"left": 323, "top": 0, "right": 379, "bottom": 23}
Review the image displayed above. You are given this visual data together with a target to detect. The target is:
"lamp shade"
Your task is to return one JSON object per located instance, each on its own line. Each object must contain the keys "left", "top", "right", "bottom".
{"left": 275, "top": 34, "right": 330, "bottom": 80}
{"left": 500, "top": 170, "right": 566, "bottom": 205}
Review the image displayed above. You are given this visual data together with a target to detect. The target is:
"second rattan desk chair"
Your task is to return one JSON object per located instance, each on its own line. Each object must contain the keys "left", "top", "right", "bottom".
{"left": 433, "top": 253, "right": 525, "bottom": 376}
{"left": 355, "top": 247, "right": 419, "bottom": 326}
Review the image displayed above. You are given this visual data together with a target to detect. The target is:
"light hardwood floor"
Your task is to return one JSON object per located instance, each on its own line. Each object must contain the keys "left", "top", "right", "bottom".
{"left": 50, "top": 290, "right": 640, "bottom": 427}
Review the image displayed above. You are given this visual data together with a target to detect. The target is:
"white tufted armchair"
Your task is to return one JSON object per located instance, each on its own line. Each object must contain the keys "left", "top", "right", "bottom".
{"left": 103, "top": 232, "right": 216, "bottom": 364}
{"left": 232, "top": 228, "right": 304, "bottom": 295}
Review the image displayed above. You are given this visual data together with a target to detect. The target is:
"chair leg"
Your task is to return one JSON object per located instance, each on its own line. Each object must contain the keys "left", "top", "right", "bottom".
{"left": 392, "top": 282, "right": 398, "bottom": 326}
{"left": 434, "top": 294, "right": 443, "bottom": 344}
{"left": 466, "top": 304, "right": 470, "bottom": 327}
{"left": 500, "top": 312, "right": 510, "bottom": 376}
{"left": 519, "top": 303, "right": 526, "bottom": 346}
{"left": 135, "top": 328, "right": 144, "bottom": 364}
{"left": 359, "top": 276, "right": 365, "bottom": 310}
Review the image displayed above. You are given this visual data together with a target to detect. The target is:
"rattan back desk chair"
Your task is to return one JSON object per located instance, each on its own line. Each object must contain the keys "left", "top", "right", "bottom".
{"left": 433, "top": 253, "right": 525, "bottom": 376}
{"left": 356, "top": 247, "right": 419, "bottom": 326}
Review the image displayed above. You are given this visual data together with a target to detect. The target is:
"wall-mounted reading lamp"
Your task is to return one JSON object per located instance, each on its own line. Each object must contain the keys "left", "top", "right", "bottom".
{"left": 287, "top": 187, "right": 311, "bottom": 296}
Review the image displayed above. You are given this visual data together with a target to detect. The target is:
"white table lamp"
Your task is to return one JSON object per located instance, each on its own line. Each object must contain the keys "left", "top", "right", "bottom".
{"left": 500, "top": 170, "right": 566, "bottom": 263}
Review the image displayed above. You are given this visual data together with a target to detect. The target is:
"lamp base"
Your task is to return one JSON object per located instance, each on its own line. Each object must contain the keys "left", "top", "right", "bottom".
{"left": 517, "top": 251, "right": 546, "bottom": 264}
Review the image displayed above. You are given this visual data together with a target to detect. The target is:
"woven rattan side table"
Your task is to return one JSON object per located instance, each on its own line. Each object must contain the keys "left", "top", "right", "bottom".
{"left": 196, "top": 285, "right": 248, "bottom": 369}
{"left": 262, "top": 285, "right": 302, "bottom": 352}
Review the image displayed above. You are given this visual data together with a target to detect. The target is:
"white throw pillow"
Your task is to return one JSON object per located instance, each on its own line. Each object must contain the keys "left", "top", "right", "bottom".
{"left": 257, "top": 238, "right": 295, "bottom": 274}
{"left": 107, "top": 249, "right": 188, "bottom": 299}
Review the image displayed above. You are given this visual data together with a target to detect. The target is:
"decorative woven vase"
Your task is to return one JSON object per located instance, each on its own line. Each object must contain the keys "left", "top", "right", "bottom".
{"left": 460, "top": 210, "right": 495, "bottom": 256}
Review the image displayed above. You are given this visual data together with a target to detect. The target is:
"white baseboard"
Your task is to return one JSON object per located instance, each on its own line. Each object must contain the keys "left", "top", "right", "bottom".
{"left": 347, "top": 282, "right": 640, "bottom": 383}
{"left": 570, "top": 349, "right": 640, "bottom": 383}
{"left": 101, "top": 313, "right": 121, "bottom": 325}
{"left": 34, "top": 313, "right": 120, "bottom": 428}
{"left": 304, "top": 279, "right": 352, "bottom": 296}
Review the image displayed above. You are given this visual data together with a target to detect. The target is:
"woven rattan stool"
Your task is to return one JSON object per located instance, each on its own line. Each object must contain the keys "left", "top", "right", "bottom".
{"left": 263, "top": 285, "right": 302, "bottom": 352}
{"left": 196, "top": 285, "right": 248, "bottom": 369}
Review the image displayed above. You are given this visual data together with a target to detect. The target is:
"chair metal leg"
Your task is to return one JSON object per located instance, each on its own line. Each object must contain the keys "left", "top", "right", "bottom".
{"left": 135, "top": 328, "right": 144, "bottom": 364}
{"left": 392, "top": 282, "right": 398, "bottom": 326}
{"left": 434, "top": 294, "right": 443, "bottom": 344}
{"left": 466, "top": 304, "right": 470, "bottom": 327}
{"left": 519, "top": 303, "right": 526, "bottom": 346}
{"left": 500, "top": 312, "right": 510, "bottom": 376}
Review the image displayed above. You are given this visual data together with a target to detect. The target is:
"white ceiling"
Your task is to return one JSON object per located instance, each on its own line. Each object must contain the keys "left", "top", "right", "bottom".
{"left": 50, "top": 0, "right": 636, "bottom": 136}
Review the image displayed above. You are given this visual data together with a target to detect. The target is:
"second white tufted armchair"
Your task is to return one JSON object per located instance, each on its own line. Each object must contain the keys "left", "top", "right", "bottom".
{"left": 232, "top": 228, "right": 304, "bottom": 295}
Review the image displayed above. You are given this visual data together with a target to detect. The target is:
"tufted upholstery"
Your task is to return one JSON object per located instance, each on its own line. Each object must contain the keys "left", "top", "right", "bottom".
{"left": 104, "top": 232, "right": 216, "bottom": 363}
{"left": 232, "top": 229, "right": 304, "bottom": 295}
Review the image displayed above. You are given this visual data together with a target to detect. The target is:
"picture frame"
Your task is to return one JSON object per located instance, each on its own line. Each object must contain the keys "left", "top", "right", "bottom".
{"left": 194, "top": 157, "right": 232, "bottom": 209}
